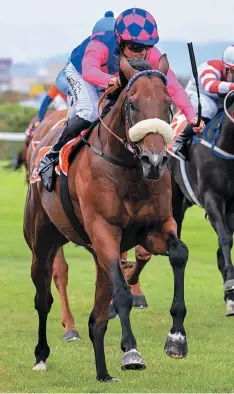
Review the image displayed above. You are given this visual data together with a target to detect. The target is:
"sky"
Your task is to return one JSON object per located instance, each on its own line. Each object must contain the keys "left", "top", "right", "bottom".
{"left": 1, "top": 0, "right": 234, "bottom": 62}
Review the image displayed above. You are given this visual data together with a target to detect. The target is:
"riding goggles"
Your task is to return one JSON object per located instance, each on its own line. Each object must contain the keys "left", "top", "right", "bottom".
{"left": 126, "top": 42, "right": 153, "bottom": 53}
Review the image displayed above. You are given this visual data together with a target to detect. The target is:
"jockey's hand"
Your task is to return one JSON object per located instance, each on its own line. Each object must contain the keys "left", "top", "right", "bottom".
{"left": 33, "top": 121, "right": 40, "bottom": 129}
{"left": 108, "top": 76, "right": 119, "bottom": 87}
{"left": 189, "top": 116, "right": 205, "bottom": 133}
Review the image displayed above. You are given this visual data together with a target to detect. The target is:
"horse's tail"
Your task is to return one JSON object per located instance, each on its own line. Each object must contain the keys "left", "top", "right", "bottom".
{"left": 14, "top": 149, "right": 24, "bottom": 170}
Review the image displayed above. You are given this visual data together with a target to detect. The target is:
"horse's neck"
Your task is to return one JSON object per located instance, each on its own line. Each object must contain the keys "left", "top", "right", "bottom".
{"left": 216, "top": 105, "right": 234, "bottom": 154}
{"left": 96, "top": 90, "right": 137, "bottom": 165}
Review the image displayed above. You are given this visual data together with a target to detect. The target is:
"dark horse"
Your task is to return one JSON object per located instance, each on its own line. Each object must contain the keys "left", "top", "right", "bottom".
{"left": 24, "top": 56, "right": 189, "bottom": 381}
{"left": 169, "top": 95, "right": 234, "bottom": 316}
{"left": 128, "top": 94, "right": 234, "bottom": 318}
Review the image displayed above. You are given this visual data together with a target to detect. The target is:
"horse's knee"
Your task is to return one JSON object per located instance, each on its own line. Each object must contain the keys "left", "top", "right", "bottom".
{"left": 218, "top": 234, "right": 233, "bottom": 248}
{"left": 34, "top": 292, "right": 54, "bottom": 313}
{"left": 168, "top": 235, "right": 188, "bottom": 268}
{"left": 135, "top": 245, "right": 151, "bottom": 262}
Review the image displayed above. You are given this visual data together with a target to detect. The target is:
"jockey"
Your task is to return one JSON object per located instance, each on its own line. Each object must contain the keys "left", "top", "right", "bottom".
{"left": 55, "top": 11, "right": 116, "bottom": 96}
{"left": 37, "top": 84, "right": 68, "bottom": 124}
{"left": 173, "top": 45, "right": 234, "bottom": 160}
{"left": 39, "top": 7, "right": 204, "bottom": 192}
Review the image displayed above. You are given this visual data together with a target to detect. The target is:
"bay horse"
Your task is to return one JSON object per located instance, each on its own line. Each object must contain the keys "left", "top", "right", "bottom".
{"left": 24, "top": 55, "right": 189, "bottom": 381}
{"left": 26, "top": 111, "right": 149, "bottom": 333}
{"left": 127, "top": 93, "right": 234, "bottom": 318}
{"left": 26, "top": 110, "right": 81, "bottom": 341}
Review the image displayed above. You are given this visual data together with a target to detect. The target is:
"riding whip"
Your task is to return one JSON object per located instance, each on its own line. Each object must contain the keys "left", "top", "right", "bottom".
{"left": 187, "top": 42, "right": 202, "bottom": 126}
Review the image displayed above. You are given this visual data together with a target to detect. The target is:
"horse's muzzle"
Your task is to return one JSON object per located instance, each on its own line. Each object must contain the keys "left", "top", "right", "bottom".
{"left": 141, "top": 150, "right": 168, "bottom": 180}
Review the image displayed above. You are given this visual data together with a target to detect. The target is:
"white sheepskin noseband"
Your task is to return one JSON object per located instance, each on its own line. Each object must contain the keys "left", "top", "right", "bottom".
{"left": 129, "top": 118, "right": 174, "bottom": 146}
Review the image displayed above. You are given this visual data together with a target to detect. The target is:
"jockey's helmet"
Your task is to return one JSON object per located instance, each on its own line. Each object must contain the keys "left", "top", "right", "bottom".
{"left": 223, "top": 45, "right": 234, "bottom": 70}
{"left": 92, "top": 11, "right": 116, "bottom": 34}
{"left": 115, "top": 8, "right": 159, "bottom": 47}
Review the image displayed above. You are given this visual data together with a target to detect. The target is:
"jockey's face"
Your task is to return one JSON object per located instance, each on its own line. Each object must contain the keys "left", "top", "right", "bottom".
{"left": 225, "top": 67, "right": 234, "bottom": 82}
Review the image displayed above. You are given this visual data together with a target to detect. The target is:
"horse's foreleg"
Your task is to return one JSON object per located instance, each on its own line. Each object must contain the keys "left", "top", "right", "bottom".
{"left": 53, "top": 247, "right": 80, "bottom": 341}
{"left": 204, "top": 192, "right": 234, "bottom": 315}
{"left": 171, "top": 177, "right": 189, "bottom": 239}
{"left": 89, "top": 220, "right": 145, "bottom": 380}
{"left": 143, "top": 216, "right": 188, "bottom": 359}
{"left": 24, "top": 185, "right": 68, "bottom": 372}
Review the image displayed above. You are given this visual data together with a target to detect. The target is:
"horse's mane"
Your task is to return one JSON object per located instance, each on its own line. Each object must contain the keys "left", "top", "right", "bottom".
{"left": 119, "top": 58, "right": 152, "bottom": 88}
{"left": 106, "top": 58, "right": 153, "bottom": 107}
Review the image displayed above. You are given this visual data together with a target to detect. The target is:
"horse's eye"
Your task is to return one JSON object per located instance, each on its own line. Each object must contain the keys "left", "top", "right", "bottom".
{"left": 129, "top": 100, "right": 136, "bottom": 110}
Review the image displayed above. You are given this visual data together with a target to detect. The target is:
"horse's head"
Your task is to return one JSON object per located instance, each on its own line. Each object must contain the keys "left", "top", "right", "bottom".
{"left": 120, "top": 55, "right": 173, "bottom": 179}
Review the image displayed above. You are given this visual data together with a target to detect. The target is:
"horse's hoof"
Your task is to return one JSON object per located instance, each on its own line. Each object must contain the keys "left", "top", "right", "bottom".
{"left": 133, "top": 295, "right": 148, "bottom": 309}
{"left": 224, "top": 279, "right": 234, "bottom": 292}
{"left": 32, "top": 361, "right": 46, "bottom": 372}
{"left": 226, "top": 299, "right": 234, "bottom": 316}
{"left": 108, "top": 304, "right": 118, "bottom": 320}
{"left": 63, "top": 330, "right": 80, "bottom": 341}
{"left": 121, "top": 349, "right": 146, "bottom": 371}
{"left": 164, "top": 332, "right": 188, "bottom": 359}
{"left": 97, "top": 375, "right": 119, "bottom": 383}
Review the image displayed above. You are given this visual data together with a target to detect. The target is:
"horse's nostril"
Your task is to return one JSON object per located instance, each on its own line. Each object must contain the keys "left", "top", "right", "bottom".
{"left": 141, "top": 155, "right": 151, "bottom": 166}
{"left": 162, "top": 156, "right": 168, "bottom": 167}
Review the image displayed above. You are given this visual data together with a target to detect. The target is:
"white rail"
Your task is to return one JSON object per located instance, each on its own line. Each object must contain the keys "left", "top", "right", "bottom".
{"left": 0, "top": 132, "right": 25, "bottom": 141}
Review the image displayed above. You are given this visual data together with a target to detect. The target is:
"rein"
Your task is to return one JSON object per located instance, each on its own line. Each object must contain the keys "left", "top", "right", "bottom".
{"left": 224, "top": 90, "right": 234, "bottom": 124}
{"left": 97, "top": 69, "right": 168, "bottom": 157}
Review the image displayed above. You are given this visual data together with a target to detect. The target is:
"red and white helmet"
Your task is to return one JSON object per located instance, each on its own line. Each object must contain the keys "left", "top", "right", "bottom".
{"left": 223, "top": 45, "right": 234, "bottom": 70}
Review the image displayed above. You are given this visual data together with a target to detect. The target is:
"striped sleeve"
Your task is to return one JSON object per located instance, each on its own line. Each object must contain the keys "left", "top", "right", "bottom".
{"left": 200, "top": 66, "right": 234, "bottom": 94}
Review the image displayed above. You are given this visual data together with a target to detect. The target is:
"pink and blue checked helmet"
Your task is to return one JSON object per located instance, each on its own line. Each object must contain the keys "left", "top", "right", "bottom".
{"left": 115, "top": 8, "right": 159, "bottom": 46}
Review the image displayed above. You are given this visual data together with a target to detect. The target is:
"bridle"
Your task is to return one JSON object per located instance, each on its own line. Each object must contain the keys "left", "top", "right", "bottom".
{"left": 97, "top": 69, "right": 168, "bottom": 157}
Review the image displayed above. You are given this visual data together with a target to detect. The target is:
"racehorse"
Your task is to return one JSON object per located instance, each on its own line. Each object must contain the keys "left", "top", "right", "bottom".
{"left": 26, "top": 110, "right": 81, "bottom": 341}
{"left": 25, "top": 111, "right": 149, "bottom": 333}
{"left": 127, "top": 93, "right": 234, "bottom": 318}
{"left": 24, "top": 55, "right": 189, "bottom": 381}
{"left": 14, "top": 111, "right": 53, "bottom": 180}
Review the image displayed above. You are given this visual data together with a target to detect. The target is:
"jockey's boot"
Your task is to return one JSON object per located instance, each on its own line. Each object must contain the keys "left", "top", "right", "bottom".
{"left": 172, "top": 123, "right": 195, "bottom": 160}
{"left": 38, "top": 116, "right": 91, "bottom": 192}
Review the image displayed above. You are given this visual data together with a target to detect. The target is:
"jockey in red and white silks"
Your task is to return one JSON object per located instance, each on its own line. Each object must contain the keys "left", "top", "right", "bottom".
{"left": 185, "top": 45, "right": 234, "bottom": 120}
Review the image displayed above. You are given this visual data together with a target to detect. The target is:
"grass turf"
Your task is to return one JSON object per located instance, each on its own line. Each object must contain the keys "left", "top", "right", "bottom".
{"left": 0, "top": 163, "right": 234, "bottom": 392}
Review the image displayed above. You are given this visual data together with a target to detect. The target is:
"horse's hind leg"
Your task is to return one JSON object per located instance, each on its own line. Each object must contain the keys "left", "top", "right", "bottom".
{"left": 53, "top": 247, "right": 80, "bottom": 341}
{"left": 24, "top": 186, "right": 68, "bottom": 371}
{"left": 89, "top": 261, "right": 114, "bottom": 381}
{"left": 217, "top": 210, "right": 234, "bottom": 316}
{"left": 203, "top": 192, "right": 234, "bottom": 315}
{"left": 31, "top": 251, "right": 54, "bottom": 371}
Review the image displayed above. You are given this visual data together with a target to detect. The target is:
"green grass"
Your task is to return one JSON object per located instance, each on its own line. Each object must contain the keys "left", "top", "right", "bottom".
{"left": 0, "top": 163, "right": 234, "bottom": 393}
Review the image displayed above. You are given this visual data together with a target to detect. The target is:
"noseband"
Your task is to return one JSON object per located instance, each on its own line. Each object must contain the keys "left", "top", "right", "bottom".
{"left": 98, "top": 69, "right": 168, "bottom": 157}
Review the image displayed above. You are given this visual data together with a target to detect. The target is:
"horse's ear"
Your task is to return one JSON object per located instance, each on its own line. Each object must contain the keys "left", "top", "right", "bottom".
{"left": 120, "top": 56, "right": 137, "bottom": 81}
{"left": 158, "top": 54, "right": 169, "bottom": 76}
